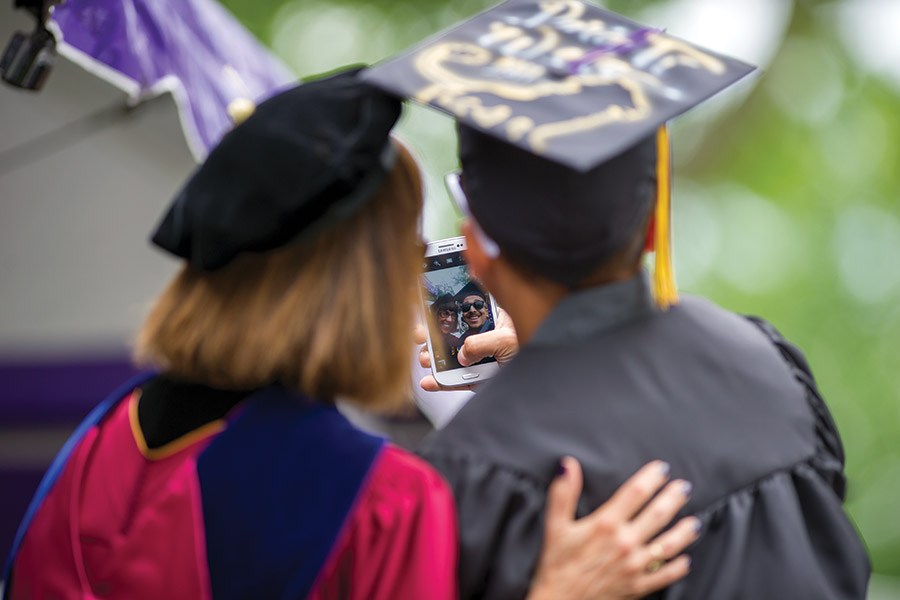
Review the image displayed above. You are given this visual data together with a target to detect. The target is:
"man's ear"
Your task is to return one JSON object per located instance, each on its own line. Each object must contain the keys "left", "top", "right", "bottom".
{"left": 462, "top": 219, "right": 490, "bottom": 280}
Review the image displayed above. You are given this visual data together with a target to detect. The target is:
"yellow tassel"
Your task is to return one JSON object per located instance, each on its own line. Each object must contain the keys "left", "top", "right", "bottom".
{"left": 653, "top": 125, "right": 678, "bottom": 309}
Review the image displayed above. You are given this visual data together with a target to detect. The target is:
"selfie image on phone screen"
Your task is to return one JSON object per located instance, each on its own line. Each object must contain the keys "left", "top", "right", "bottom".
{"left": 422, "top": 251, "right": 497, "bottom": 374}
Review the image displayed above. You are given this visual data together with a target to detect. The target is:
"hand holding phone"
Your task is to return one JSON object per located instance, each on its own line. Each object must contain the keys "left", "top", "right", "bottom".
{"left": 421, "top": 236, "right": 501, "bottom": 387}
{"left": 415, "top": 307, "right": 518, "bottom": 392}
{"left": 454, "top": 306, "right": 518, "bottom": 367}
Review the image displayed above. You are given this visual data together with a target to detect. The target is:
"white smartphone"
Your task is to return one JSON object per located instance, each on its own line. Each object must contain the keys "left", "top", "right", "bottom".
{"left": 421, "top": 236, "right": 501, "bottom": 387}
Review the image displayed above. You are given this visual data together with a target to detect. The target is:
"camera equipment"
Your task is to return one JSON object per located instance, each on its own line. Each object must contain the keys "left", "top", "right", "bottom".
{"left": 1, "top": 1, "right": 58, "bottom": 91}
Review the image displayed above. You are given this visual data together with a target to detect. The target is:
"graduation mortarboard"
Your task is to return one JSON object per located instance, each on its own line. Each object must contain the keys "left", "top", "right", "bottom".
{"left": 366, "top": 0, "right": 756, "bottom": 306}
{"left": 431, "top": 293, "right": 458, "bottom": 312}
{"left": 363, "top": 0, "right": 755, "bottom": 173}
{"left": 454, "top": 281, "right": 487, "bottom": 302}
{"left": 151, "top": 67, "right": 400, "bottom": 271}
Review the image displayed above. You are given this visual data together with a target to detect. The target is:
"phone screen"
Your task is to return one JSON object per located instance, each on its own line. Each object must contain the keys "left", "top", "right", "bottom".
{"left": 422, "top": 250, "right": 497, "bottom": 373}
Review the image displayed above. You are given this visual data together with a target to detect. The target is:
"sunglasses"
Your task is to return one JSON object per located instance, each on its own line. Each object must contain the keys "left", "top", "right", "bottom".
{"left": 461, "top": 300, "right": 486, "bottom": 313}
{"left": 437, "top": 308, "right": 457, "bottom": 318}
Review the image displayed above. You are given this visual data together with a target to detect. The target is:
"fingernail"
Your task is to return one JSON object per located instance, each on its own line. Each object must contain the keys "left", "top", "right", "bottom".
{"left": 686, "top": 556, "right": 692, "bottom": 569}
{"left": 682, "top": 481, "right": 693, "bottom": 497}
{"left": 692, "top": 518, "right": 703, "bottom": 534}
{"left": 659, "top": 461, "right": 670, "bottom": 476}
{"left": 556, "top": 460, "right": 567, "bottom": 476}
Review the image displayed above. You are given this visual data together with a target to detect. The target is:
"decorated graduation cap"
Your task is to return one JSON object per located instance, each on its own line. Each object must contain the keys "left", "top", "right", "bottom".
{"left": 364, "top": 0, "right": 755, "bottom": 307}
{"left": 151, "top": 67, "right": 400, "bottom": 271}
{"left": 454, "top": 281, "right": 487, "bottom": 302}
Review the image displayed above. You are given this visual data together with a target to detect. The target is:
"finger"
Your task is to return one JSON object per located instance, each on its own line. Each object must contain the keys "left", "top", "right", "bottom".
{"left": 419, "top": 346, "right": 431, "bottom": 369}
{"left": 413, "top": 323, "right": 427, "bottom": 345}
{"left": 458, "top": 328, "right": 518, "bottom": 366}
{"left": 591, "top": 461, "right": 670, "bottom": 524}
{"left": 420, "top": 375, "right": 441, "bottom": 392}
{"left": 418, "top": 375, "right": 477, "bottom": 393}
{"left": 630, "top": 479, "right": 692, "bottom": 543}
{"left": 630, "top": 554, "right": 692, "bottom": 597}
{"left": 458, "top": 330, "right": 501, "bottom": 366}
{"left": 643, "top": 516, "right": 702, "bottom": 562}
{"left": 544, "top": 457, "right": 583, "bottom": 538}
{"left": 494, "top": 306, "right": 515, "bottom": 329}
{"left": 625, "top": 516, "right": 700, "bottom": 583}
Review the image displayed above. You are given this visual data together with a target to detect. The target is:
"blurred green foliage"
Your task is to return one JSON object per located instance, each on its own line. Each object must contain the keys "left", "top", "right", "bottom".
{"left": 222, "top": 0, "right": 900, "bottom": 577}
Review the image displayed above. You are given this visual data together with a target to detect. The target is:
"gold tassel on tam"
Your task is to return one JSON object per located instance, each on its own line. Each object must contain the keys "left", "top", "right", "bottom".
{"left": 653, "top": 125, "right": 679, "bottom": 310}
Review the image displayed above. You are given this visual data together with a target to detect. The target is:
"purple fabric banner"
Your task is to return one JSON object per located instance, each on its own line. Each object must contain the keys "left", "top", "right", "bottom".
{"left": 1, "top": 358, "right": 142, "bottom": 557}
{"left": 0, "top": 356, "right": 138, "bottom": 425}
{"left": 50, "top": 0, "right": 296, "bottom": 156}
{"left": 1, "top": 469, "right": 45, "bottom": 560}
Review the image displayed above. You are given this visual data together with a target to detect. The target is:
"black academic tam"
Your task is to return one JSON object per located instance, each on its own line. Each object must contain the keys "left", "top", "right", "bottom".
{"left": 152, "top": 68, "right": 400, "bottom": 271}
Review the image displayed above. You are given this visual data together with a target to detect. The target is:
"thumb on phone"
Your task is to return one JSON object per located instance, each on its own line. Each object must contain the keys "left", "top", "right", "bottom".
{"left": 457, "top": 328, "right": 517, "bottom": 366}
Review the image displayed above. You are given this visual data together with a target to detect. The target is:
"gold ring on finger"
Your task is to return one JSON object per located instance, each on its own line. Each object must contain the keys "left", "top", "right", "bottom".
{"left": 646, "top": 542, "right": 665, "bottom": 572}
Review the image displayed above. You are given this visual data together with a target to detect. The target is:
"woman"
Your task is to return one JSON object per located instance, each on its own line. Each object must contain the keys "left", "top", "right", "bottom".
{"left": 429, "top": 293, "right": 463, "bottom": 370}
{"left": 3, "top": 69, "right": 696, "bottom": 600}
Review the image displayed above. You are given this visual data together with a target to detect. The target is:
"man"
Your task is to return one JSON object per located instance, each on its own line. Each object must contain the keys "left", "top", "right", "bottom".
{"left": 420, "top": 125, "right": 871, "bottom": 600}
{"left": 455, "top": 281, "right": 493, "bottom": 341}
{"left": 366, "top": 1, "right": 870, "bottom": 598}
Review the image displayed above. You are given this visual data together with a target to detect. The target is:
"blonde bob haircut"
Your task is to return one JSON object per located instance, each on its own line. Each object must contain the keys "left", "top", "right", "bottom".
{"left": 135, "top": 139, "right": 423, "bottom": 409}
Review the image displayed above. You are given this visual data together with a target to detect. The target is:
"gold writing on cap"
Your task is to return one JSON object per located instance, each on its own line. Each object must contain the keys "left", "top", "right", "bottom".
{"left": 413, "top": 0, "right": 725, "bottom": 153}
{"left": 365, "top": 0, "right": 755, "bottom": 171}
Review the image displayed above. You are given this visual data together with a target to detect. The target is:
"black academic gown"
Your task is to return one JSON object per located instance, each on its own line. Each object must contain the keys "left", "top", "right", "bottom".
{"left": 419, "top": 273, "right": 870, "bottom": 600}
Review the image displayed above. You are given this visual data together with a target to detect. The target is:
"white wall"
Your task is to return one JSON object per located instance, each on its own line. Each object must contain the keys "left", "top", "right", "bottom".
{"left": 0, "top": 9, "right": 194, "bottom": 359}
